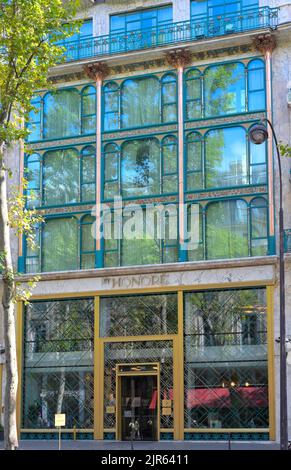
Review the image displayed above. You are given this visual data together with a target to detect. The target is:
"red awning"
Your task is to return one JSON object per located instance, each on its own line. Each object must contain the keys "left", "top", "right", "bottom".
{"left": 186, "top": 387, "right": 268, "bottom": 409}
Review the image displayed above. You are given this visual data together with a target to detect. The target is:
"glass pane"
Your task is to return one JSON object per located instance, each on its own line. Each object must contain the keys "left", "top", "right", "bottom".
{"left": 44, "top": 89, "right": 80, "bottom": 139}
{"left": 162, "top": 104, "right": 177, "bottom": 123}
{"left": 206, "top": 200, "right": 248, "bottom": 259}
{"left": 43, "top": 149, "right": 79, "bottom": 206}
{"left": 163, "top": 174, "right": 178, "bottom": 193}
{"left": 184, "top": 288, "right": 268, "bottom": 429}
{"left": 104, "top": 251, "right": 118, "bottom": 267}
{"left": 104, "top": 112, "right": 119, "bottom": 131}
{"left": 82, "top": 87, "right": 96, "bottom": 114}
{"left": 82, "top": 153, "right": 95, "bottom": 183}
{"left": 205, "top": 63, "right": 246, "bottom": 116}
{"left": 251, "top": 204, "right": 267, "bottom": 239}
{"left": 100, "top": 293, "right": 177, "bottom": 336}
{"left": 206, "top": 127, "right": 247, "bottom": 188}
{"left": 82, "top": 219, "right": 95, "bottom": 252}
{"left": 163, "top": 246, "right": 178, "bottom": 263}
{"left": 121, "top": 77, "right": 160, "bottom": 128}
{"left": 42, "top": 217, "right": 78, "bottom": 272}
{"left": 187, "top": 137, "right": 202, "bottom": 172}
{"left": 26, "top": 155, "right": 40, "bottom": 190}
{"left": 250, "top": 141, "right": 266, "bottom": 164}
{"left": 82, "top": 116, "right": 96, "bottom": 134}
{"left": 121, "top": 139, "right": 160, "bottom": 197}
{"left": 104, "top": 181, "right": 119, "bottom": 200}
{"left": 250, "top": 164, "right": 266, "bottom": 185}
{"left": 162, "top": 79, "right": 176, "bottom": 104}
{"left": 23, "top": 299, "right": 94, "bottom": 429}
{"left": 187, "top": 172, "right": 203, "bottom": 191}
{"left": 187, "top": 204, "right": 203, "bottom": 260}
{"left": 163, "top": 139, "right": 177, "bottom": 174}
{"left": 81, "top": 253, "right": 95, "bottom": 269}
{"left": 252, "top": 238, "right": 268, "bottom": 256}
{"left": 122, "top": 238, "right": 160, "bottom": 266}
{"left": 105, "top": 147, "right": 118, "bottom": 181}
{"left": 248, "top": 90, "right": 265, "bottom": 111}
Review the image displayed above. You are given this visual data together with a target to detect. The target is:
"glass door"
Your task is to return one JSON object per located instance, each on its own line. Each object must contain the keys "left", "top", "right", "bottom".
{"left": 120, "top": 375, "right": 158, "bottom": 441}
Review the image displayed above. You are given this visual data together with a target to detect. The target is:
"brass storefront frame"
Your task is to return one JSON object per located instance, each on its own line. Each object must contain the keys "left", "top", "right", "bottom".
{"left": 16, "top": 284, "right": 275, "bottom": 441}
{"left": 116, "top": 362, "right": 160, "bottom": 441}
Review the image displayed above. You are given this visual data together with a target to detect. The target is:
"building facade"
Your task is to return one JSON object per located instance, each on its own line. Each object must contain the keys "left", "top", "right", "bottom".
{"left": 1, "top": 0, "right": 291, "bottom": 444}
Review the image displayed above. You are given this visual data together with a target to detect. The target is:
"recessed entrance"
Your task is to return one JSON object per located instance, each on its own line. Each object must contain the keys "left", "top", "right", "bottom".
{"left": 116, "top": 363, "right": 160, "bottom": 441}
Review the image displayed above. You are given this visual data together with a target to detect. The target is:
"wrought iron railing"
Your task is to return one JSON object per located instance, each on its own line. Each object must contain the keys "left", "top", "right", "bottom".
{"left": 60, "top": 6, "right": 279, "bottom": 63}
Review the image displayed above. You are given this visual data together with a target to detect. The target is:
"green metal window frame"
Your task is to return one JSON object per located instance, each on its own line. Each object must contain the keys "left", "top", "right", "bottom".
{"left": 27, "top": 84, "right": 97, "bottom": 143}
{"left": 103, "top": 72, "right": 178, "bottom": 132}
{"left": 187, "top": 195, "right": 269, "bottom": 262}
{"left": 185, "top": 58, "right": 266, "bottom": 122}
{"left": 24, "top": 145, "right": 96, "bottom": 209}
{"left": 102, "top": 133, "right": 178, "bottom": 201}
{"left": 185, "top": 123, "right": 267, "bottom": 193}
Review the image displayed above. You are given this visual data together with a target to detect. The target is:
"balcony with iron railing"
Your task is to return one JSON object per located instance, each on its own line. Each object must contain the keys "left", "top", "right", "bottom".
{"left": 60, "top": 6, "right": 279, "bottom": 63}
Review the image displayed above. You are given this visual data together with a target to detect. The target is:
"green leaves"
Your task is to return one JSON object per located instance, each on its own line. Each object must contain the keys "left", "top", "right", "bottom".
{"left": 0, "top": 0, "right": 81, "bottom": 145}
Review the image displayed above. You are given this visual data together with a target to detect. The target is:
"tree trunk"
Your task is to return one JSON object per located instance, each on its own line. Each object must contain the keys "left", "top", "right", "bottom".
{"left": 0, "top": 142, "right": 19, "bottom": 450}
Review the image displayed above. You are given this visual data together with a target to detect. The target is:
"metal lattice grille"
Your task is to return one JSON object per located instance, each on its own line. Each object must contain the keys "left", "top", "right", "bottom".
{"left": 184, "top": 288, "right": 268, "bottom": 429}
{"left": 23, "top": 299, "right": 94, "bottom": 429}
{"left": 100, "top": 294, "right": 177, "bottom": 337}
{"left": 104, "top": 341, "right": 173, "bottom": 430}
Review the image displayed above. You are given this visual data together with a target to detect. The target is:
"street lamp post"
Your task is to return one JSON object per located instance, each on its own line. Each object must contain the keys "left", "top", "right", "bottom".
{"left": 249, "top": 119, "right": 289, "bottom": 451}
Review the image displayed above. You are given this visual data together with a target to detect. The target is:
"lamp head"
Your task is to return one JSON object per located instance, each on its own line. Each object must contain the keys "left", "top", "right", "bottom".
{"left": 249, "top": 123, "right": 268, "bottom": 145}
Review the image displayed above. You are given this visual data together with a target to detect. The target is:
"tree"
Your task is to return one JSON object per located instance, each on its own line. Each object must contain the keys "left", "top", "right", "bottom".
{"left": 0, "top": 0, "right": 81, "bottom": 450}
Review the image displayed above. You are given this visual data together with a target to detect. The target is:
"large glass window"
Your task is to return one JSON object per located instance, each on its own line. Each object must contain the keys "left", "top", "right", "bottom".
{"left": 191, "top": 1, "right": 259, "bottom": 18}
{"left": 110, "top": 5, "right": 172, "bottom": 35}
{"left": 100, "top": 293, "right": 177, "bottom": 337}
{"left": 103, "top": 136, "right": 178, "bottom": 200}
{"left": 44, "top": 89, "right": 80, "bottom": 139}
{"left": 43, "top": 149, "right": 79, "bottom": 206}
{"left": 42, "top": 217, "right": 79, "bottom": 272}
{"left": 206, "top": 199, "right": 249, "bottom": 259}
{"left": 122, "top": 77, "right": 160, "bottom": 128}
{"left": 184, "top": 287, "right": 268, "bottom": 429}
{"left": 186, "top": 125, "right": 267, "bottom": 191}
{"left": 23, "top": 299, "right": 94, "bottom": 429}
{"left": 104, "top": 205, "right": 179, "bottom": 268}
{"left": 185, "top": 59, "right": 265, "bottom": 120}
{"left": 103, "top": 74, "right": 177, "bottom": 131}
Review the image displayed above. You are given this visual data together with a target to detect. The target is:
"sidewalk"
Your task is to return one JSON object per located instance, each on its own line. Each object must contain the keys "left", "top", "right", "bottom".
{"left": 0, "top": 440, "right": 280, "bottom": 450}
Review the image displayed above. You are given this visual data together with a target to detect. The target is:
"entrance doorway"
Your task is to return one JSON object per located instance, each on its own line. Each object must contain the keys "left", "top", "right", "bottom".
{"left": 116, "top": 363, "right": 160, "bottom": 441}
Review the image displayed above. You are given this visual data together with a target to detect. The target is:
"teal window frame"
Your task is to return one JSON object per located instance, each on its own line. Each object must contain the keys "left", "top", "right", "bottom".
{"left": 27, "top": 85, "right": 96, "bottom": 143}
{"left": 187, "top": 196, "right": 269, "bottom": 262}
{"left": 185, "top": 124, "right": 267, "bottom": 193}
{"left": 103, "top": 73, "right": 178, "bottom": 132}
{"left": 185, "top": 59, "right": 266, "bottom": 121}
{"left": 102, "top": 134, "right": 178, "bottom": 201}
{"left": 24, "top": 145, "right": 96, "bottom": 209}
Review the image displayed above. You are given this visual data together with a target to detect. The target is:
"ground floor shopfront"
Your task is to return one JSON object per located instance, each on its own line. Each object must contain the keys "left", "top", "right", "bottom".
{"left": 16, "top": 260, "right": 277, "bottom": 441}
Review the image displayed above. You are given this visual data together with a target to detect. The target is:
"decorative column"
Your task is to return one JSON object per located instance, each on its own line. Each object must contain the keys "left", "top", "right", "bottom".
{"left": 84, "top": 62, "right": 109, "bottom": 268}
{"left": 166, "top": 49, "right": 192, "bottom": 262}
{"left": 253, "top": 33, "right": 277, "bottom": 254}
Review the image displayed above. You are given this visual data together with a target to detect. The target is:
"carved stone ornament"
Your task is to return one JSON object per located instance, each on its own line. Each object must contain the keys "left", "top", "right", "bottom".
{"left": 165, "top": 48, "right": 192, "bottom": 68}
{"left": 83, "top": 61, "right": 110, "bottom": 81}
{"left": 252, "top": 33, "right": 277, "bottom": 54}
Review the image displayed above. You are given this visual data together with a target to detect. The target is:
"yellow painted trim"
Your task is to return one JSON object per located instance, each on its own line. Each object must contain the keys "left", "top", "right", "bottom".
{"left": 184, "top": 428, "right": 270, "bottom": 433}
{"left": 173, "top": 291, "right": 184, "bottom": 440}
{"left": 101, "top": 334, "right": 176, "bottom": 343}
{"left": 16, "top": 302, "right": 23, "bottom": 437}
{"left": 267, "top": 286, "right": 276, "bottom": 441}
{"left": 94, "top": 296, "right": 103, "bottom": 440}
{"left": 29, "top": 280, "right": 275, "bottom": 300}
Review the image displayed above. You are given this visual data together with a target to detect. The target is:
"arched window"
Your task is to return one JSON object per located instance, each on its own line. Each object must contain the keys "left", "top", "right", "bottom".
{"left": 42, "top": 217, "right": 79, "bottom": 272}
{"left": 185, "top": 69, "right": 202, "bottom": 120}
{"left": 27, "top": 96, "right": 42, "bottom": 142}
{"left": 204, "top": 62, "right": 245, "bottom": 116}
{"left": 43, "top": 148, "right": 79, "bottom": 206}
{"left": 161, "top": 135, "right": 178, "bottom": 193}
{"left": 250, "top": 197, "right": 268, "bottom": 256}
{"left": 44, "top": 88, "right": 80, "bottom": 139}
{"left": 248, "top": 59, "right": 265, "bottom": 111}
{"left": 161, "top": 73, "right": 177, "bottom": 122}
{"left": 104, "top": 143, "right": 119, "bottom": 199}
{"left": 103, "top": 82, "right": 119, "bottom": 131}
{"left": 80, "top": 215, "right": 95, "bottom": 269}
{"left": 186, "top": 132, "right": 203, "bottom": 191}
{"left": 121, "top": 77, "right": 160, "bottom": 128}
{"left": 206, "top": 199, "right": 248, "bottom": 259}
{"left": 81, "top": 146, "right": 96, "bottom": 202}
{"left": 26, "top": 153, "right": 41, "bottom": 208}
{"left": 121, "top": 138, "right": 160, "bottom": 197}
{"left": 205, "top": 127, "right": 247, "bottom": 188}
{"left": 81, "top": 85, "right": 96, "bottom": 134}
{"left": 249, "top": 128, "right": 267, "bottom": 184}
